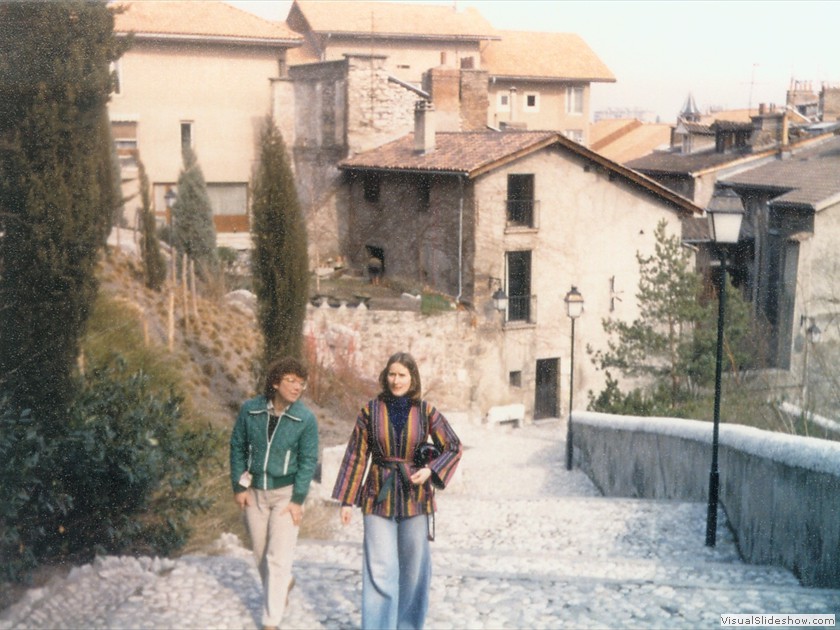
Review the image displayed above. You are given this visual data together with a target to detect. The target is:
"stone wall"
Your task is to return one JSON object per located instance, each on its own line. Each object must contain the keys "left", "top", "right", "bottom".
{"left": 572, "top": 411, "right": 840, "bottom": 588}
{"left": 304, "top": 302, "right": 491, "bottom": 414}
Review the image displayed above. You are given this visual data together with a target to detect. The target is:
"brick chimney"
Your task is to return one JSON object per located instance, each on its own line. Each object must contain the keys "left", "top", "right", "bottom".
{"left": 414, "top": 100, "right": 435, "bottom": 154}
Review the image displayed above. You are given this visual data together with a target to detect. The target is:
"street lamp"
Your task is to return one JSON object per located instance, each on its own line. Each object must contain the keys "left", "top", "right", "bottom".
{"left": 164, "top": 188, "right": 177, "bottom": 280}
{"left": 705, "top": 188, "right": 744, "bottom": 547}
{"left": 564, "top": 285, "right": 584, "bottom": 471}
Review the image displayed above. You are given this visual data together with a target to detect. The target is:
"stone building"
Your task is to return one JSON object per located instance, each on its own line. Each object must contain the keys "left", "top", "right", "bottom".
{"left": 332, "top": 107, "right": 702, "bottom": 418}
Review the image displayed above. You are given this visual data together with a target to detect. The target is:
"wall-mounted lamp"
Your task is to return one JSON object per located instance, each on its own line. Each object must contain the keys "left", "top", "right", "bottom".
{"left": 800, "top": 315, "right": 822, "bottom": 344}
{"left": 489, "top": 276, "right": 508, "bottom": 312}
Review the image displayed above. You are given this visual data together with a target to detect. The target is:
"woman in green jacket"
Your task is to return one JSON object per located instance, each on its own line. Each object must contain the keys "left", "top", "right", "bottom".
{"left": 230, "top": 357, "right": 318, "bottom": 630}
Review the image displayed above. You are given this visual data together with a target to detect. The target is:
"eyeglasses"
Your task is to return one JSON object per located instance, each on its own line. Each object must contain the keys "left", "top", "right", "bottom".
{"left": 282, "top": 376, "right": 307, "bottom": 390}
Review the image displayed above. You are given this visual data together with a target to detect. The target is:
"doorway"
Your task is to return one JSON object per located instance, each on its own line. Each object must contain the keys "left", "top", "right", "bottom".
{"left": 534, "top": 358, "right": 559, "bottom": 419}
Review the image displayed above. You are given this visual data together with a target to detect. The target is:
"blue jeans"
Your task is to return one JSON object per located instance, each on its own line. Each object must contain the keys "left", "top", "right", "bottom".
{"left": 362, "top": 514, "right": 431, "bottom": 630}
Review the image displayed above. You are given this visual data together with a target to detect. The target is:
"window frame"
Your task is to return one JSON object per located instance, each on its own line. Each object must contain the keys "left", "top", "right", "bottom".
{"left": 566, "top": 86, "right": 584, "bottom": 115}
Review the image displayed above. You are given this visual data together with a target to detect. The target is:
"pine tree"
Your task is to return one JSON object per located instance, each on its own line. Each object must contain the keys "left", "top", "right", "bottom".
{"left": 592, "top": 220, "right": 706, "bottom": 409}
{"left": 137, "top": 156, "right": 167, "bottom": 290}
{"left": 172, "top": 146, "right": 218, "bottom": 277}
{"left": 591, "top": 219, "right": 755, "bottom": 412}
{"left": 0, "top": 1, "right": 125, "bottom": 426}
{"left": 251, "top": 117, "right": 309, "bottom": 366}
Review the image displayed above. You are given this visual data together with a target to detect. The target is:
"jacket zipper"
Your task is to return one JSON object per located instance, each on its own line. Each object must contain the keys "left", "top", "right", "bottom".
{"left": 283, "top": 450, "right": 291, "bottom": 475}
{"left": 263, "top": 412, "right": 274, "bottom": 488}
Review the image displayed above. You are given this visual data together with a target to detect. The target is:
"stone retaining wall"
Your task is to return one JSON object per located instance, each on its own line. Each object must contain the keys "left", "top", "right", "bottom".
{"left": 572, "top": 411, "right": 840, "bottom": 588}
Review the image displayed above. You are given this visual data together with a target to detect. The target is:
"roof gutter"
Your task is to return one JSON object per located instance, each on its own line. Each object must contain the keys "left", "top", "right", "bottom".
{"left": 117, "top": 32, "right": 302, "bottom": 47}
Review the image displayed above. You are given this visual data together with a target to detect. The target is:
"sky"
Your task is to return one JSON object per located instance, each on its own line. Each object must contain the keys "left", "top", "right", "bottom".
{"left": 226, "top": 0, "right": 840, "bottom": 123}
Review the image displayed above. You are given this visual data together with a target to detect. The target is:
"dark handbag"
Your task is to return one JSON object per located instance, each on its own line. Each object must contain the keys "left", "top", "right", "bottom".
{"left": 413, "top": 441, "right": 441, "bottom": 468}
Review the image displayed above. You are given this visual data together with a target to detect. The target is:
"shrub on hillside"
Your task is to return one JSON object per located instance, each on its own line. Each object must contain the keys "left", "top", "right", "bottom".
{"left": 0, "top": 360, "right": 218, "bottom": 582}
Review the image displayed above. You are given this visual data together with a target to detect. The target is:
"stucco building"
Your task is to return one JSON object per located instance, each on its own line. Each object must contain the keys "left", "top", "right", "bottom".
{"left": 110, "top": 1, "right": 301, "bottom": 247}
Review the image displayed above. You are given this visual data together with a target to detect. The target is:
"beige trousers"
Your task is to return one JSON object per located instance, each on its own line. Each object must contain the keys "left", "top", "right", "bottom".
{"left": 244, "top": 486, "right": 299, "bottom": 627}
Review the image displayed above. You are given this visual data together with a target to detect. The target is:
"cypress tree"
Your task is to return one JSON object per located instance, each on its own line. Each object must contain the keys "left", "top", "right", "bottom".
{"left": 0, "top": 1, "right": 124, "bottom": 426}
{"left": 251, "top": 117, "right": 309, "bottom": 365}
{"left": 172, "top": 146, "right": 218, "bottom": 277}
{"left": 137, "top": 155, "right": 167, "bottom": 290}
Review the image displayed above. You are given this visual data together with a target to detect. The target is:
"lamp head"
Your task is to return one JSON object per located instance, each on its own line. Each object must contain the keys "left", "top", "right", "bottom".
{"left": 707, "top": 188, "right": 744, "bottom": 244}
{"left": 565, "top": 285, "right": 584, "bottom": 319}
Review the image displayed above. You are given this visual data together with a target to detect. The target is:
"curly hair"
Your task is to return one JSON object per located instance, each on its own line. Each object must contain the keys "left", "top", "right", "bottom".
{"left": 263, "top": 357, "right": 308, "bottom": 399}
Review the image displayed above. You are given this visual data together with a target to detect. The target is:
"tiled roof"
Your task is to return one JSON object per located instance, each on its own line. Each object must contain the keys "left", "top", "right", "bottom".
{"left": 113, "top": 1, "right": 302, "bottom": 43}
{"left": 721, "top": 135, "right": 840, "bottom": 210}
{"left": 682, "top": 216, "right": 710, "bottom": 243}
{"left": 626, "top": 148, "right": 754, "bottom": 175}
{"left": 290, "top": 0, "right": 498, "bottom": 40}
{"left": 339, "top": 130, "right": 701, "bottom": 216}
{"left": 677, "top": 121, "right": 714, "bottom": 135}
{"left": 482, "top": 30, "right": 614, "bottom": 82}
{"left": 590, "top": 119, "right": 671, "bottom": 163}
{"left": 340, "top": 130, "right": 559, "bottom": 176}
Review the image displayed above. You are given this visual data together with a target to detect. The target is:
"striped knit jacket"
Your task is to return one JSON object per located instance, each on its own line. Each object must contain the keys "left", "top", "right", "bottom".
{"left": 331, "top": 397, "right": 462, "bottom": 518}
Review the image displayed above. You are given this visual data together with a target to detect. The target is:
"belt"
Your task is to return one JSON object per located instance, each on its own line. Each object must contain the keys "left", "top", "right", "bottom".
{"left": 373, "top": 456, "right": 412, "bottom": 504}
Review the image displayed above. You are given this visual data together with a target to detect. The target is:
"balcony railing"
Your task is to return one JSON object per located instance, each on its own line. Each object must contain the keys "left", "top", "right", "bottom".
{"left": 505, "top": 294, "right": 537, "bottom": 324}
{"left": 505, "top": 199, "right": 540, "bottom": 230}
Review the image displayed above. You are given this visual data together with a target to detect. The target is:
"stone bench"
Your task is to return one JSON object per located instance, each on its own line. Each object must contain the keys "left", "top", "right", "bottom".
{"left": 485, "top": 404, "right": 525, "bottom": 428}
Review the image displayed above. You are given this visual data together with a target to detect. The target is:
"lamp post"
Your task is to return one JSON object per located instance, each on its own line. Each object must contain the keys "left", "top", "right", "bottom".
{"left": 564, "top": 286, "right": 584, "bottom": 471}
{"left": 705, "top": 188, "right": 744, "bottom": 547}
{"left": 164, "top": 188, "right": 177, "bottom": 281}
{"left": 802, "top": 317, "right": 821, "bottom": 412}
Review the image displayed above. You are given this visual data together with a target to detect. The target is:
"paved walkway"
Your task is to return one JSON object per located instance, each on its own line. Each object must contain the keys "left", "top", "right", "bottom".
{"left": 2, "top": 416, "right": 838, "bottom": 629}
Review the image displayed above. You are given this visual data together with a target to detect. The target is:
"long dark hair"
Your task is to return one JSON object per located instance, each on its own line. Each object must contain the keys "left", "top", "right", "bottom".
{"left": 378, "top": 351, "right": 422, "bottom": 403}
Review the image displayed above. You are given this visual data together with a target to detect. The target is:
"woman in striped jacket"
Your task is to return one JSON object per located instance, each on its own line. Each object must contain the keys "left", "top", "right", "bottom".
{"left": 332, "top": 351, "right": 462, "bottom": 629}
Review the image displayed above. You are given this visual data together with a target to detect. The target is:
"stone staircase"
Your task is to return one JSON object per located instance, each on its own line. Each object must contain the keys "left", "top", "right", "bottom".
{"left": 284, "top": 419, "right": 839, "bottom": 629}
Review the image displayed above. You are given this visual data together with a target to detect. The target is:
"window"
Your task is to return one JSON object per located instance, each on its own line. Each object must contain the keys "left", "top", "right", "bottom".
{"left": 506, "top": 250, "right": 532, "bottom": 322}
{"left": 207, "top": 183, "right": 247, "bottom": 216}
{"left": 418, "top": 176, "right": 431, "bottom": 211}
{"left": 507, "top": 174, "right": 535, "bottom": 227}
{"left": 509, "top": 371, "right": 522, "bottom": 387}
{"left": 524, "top": 92, "right": 540, "bottom": 112}
{"left": 363, "top": 172, "right": 381, "bottom": 203}
{"left": 111, "top": 120, "right": 137, "bottom": 170}
{"left": 497, "top": 92, "right": 510, "bottom": 112}
{"left": 564, "top": 129, "right": 584, "bottom": 143}
{"left": 180, "top": 121, "right": 193, "bottom": 150}
{"left": 567, "top": 86, "right": 584, "bottom": 115}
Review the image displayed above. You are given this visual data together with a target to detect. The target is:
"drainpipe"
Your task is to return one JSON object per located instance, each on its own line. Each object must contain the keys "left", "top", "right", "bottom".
{"left": 456, "top": 174, "right": 464, "bottom": 303}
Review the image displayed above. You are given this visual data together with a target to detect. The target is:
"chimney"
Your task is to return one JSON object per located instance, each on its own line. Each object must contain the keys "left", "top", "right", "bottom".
{"left": 414, "top": 100, "right": 435, "bottom": 154}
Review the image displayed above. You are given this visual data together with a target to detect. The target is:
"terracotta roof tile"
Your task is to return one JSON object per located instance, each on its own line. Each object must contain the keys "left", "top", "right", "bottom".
{"left": 113, "top": 1, "right": 301, "bottom": 43}
{"left": 291, "top": 0, "right": 498, "bottom": 40}
{"left": 339, "top": 129, "right": 701, "bottom": 216}
{"left": 482, "top": 30, "right": 614, "bottom": 82}
{"left": 590, "top": 119, "right": 672, "bottom": 163}
{"left": 339, "top": 130, "right": 558, "bottom": 175}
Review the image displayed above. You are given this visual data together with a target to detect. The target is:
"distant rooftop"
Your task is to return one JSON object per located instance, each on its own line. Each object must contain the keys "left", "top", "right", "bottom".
{"left": 113, "top": 0, "right": 301, "bottom": 44}
{"left": 288, "top": 0, "right": 499, "bottom": 41}
{"left": 482, "top": 30, "right": 614, "bottom": 83}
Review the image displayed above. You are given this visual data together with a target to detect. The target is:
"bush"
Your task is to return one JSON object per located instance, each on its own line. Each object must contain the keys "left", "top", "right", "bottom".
{"left": 0, "top": 360, "right": 219, "bottom": 582}
{"left": 0, "top": 407, "right": 72, "bottom": 581}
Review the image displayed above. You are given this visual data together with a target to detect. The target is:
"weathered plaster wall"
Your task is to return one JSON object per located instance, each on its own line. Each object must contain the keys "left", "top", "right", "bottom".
{"left": 472, "top": 147, "right": 688, "bottom": 415}
{"left": 573, "top": 411, "right": 840, "bottom": 588}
